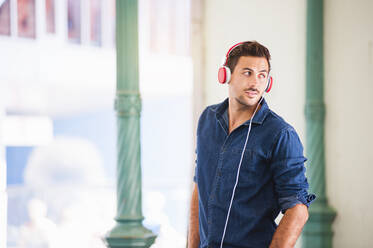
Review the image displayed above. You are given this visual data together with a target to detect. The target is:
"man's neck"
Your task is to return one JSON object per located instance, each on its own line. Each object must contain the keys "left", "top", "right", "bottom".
{"left": 227, "top": 98, "right": 262, "bottom": 134}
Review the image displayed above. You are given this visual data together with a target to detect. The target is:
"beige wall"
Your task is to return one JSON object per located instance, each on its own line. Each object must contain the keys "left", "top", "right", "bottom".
{"left": 324, "top": 0, "right": 373, "bottom": 247}
{"left": 196, "top": 0, "right": 373, "bottom": 247}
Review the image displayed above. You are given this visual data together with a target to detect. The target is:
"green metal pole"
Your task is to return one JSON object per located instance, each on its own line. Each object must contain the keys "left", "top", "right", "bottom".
{"left": 104, "top": 1, "right": 156, "bottom": 247}
{"left": 303, "top": 0, "right": 336, "bottom": 247}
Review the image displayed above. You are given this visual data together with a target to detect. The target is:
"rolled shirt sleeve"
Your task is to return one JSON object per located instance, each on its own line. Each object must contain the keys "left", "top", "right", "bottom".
{"left": 270, "top": 128, "right": 316, "bottom": 213}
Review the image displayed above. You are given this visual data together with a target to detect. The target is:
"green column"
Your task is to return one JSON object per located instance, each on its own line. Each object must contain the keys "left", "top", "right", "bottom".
{"left": 104, "top": 1, "right": 156, "bottom": 247}
{"left": 303, "top": 0, "right": 336, "bottom": 247}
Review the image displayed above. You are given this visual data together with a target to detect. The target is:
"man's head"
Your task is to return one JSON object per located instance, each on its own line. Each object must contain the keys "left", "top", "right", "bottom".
{"left": 226, "top": 41, "right": 271, "bottom": 75}
{"left": 226, "top": 41, "right": 272, "bottom": 109}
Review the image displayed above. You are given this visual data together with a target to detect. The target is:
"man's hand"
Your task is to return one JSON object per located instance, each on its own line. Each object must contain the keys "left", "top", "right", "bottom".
{"left": 269, "top": 204, "right": 309, "bottom": 248}
{"left": 188, "top": 183, "right": 200, "bottom": 248}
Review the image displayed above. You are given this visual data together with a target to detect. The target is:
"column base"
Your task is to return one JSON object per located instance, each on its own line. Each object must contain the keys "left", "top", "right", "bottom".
{"left": 302, "top": 202, "right": 337, "bottom": 248}
{"left": 104, "top": 221, "right": 157, "bottom": 248}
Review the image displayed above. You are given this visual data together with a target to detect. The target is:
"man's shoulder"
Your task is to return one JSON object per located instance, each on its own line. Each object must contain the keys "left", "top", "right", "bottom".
{"left": 197, "top": 104, "right": 218, "bottom": 127}
{"left": 196, "top": 100, "right": 228, "bottom": 136}
{"left": 264, "top": 108, "right": 297, "bottom": 135}
{"left": 198, "top": 99, "right": 227, "bottom": 121}
{"left": 204, "top": 102, "right": 221, "bottom": 114}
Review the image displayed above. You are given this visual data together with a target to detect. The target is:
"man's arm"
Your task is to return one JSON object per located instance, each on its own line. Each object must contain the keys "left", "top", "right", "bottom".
{"left": 269, "top": 204, "right": 309, "bottom": 248}
{"left": 269, "top": 128, "right": 315, "bottom": 247}
{"left": 188, "top": 183, "right": 200, "bottom": 248}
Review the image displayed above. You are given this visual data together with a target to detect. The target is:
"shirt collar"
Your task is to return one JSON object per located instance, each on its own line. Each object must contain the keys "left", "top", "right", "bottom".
{"left": 212, "top": 97, "right": 270, "bottom": 126}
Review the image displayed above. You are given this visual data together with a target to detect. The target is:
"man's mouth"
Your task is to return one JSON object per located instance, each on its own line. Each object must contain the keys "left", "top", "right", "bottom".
{"left": 244, "top": 89, "right": 258, "bottom": 97}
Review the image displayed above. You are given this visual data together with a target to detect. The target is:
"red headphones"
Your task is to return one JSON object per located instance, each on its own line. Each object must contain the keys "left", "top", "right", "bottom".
{"left": 218, "top": 42, "right": 273, "bottom": 93}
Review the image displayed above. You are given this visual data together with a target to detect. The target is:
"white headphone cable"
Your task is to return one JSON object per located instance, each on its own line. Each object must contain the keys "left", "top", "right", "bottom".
{"left": 219, "top": 96, "right": 264, "bottom": 248}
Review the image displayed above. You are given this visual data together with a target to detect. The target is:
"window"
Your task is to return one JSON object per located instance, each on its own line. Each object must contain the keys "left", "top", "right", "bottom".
{"left": 0, "top": 0, "right": 11, "bottom": 36}
{"left": 45, "top": 0, "right": 55, "bottom": 34}
{"left": 90, "top": 0, "right": 101, "bottom": 46}
{"left": 17, "top": 0, "right": 36, "bottom": 38}
{"left": 149, "top": 0, "right": 190, "bottom": 56}
{"left": 67, "top": 0, "right": 81, "bottom": 43}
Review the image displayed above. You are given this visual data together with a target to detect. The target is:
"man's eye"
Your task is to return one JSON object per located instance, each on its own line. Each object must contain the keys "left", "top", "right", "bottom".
{"left": 259, "top": 74, "right": 266, "bottom": 78}
{"left": 244, "top": 71, "right": 251, "bottom": 76}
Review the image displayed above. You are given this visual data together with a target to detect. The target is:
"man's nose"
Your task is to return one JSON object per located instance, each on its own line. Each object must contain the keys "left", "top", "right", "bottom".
{"left": 249, "top": 74, "right": 260, "bottom": 85}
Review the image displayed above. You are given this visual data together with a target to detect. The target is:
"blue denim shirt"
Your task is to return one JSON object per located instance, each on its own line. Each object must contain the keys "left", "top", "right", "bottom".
{"left": 194, "top": 98, "right": 315, "bottom": 248}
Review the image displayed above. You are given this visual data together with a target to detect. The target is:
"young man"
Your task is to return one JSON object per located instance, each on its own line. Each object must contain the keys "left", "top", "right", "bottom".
{"left": 188, "top": 41, "right": 315, "bottom": 248}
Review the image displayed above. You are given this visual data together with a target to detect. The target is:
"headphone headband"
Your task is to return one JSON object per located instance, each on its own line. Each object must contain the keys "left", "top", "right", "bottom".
{"left": 223, "top": 42, "right": 246, "bottom": 66}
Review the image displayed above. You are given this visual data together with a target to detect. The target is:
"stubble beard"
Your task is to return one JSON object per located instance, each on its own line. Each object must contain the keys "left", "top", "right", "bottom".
{"left": 235, "top": 94, "right": 261, "bottom": 110}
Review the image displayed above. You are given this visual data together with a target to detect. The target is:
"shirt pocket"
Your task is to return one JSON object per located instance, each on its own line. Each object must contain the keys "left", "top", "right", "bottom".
{"left": 230, "top": 148, "right": 269, "bottom": 186}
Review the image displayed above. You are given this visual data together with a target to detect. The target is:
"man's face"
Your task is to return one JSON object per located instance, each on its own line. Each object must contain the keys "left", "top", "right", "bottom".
{"left": 228, "top": 56, "right": 269, "bottom": 109}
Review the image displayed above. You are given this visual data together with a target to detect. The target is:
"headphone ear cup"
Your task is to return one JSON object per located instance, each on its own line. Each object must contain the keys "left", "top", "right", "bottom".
{"left": 265, "top": 76, "right": 273, "bottom": 93}
{"left": 218, "top": 66, "right": 231, "bottom": 84}
{"left": 225, "top": 66, "right": 231, "bottom": 84}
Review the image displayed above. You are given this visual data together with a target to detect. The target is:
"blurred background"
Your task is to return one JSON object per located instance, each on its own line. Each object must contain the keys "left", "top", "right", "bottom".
{"left": 0, "top": 0, "right": 372, "bottom": 247}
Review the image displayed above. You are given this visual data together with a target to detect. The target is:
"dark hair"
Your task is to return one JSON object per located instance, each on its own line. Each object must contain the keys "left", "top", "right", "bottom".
{"left": 226, "top": 41, "right": 271, "bottom": 73}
